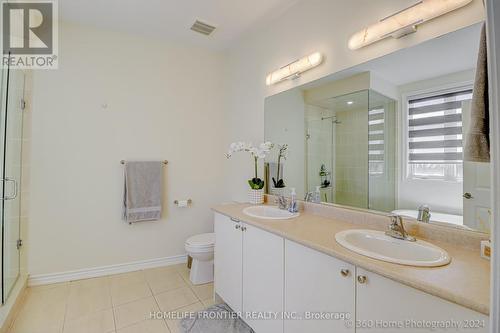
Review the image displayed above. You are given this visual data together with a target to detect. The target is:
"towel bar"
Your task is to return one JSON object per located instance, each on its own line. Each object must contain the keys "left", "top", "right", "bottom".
{"left": 120, "top": 160, "right": 168, "bottom": 165}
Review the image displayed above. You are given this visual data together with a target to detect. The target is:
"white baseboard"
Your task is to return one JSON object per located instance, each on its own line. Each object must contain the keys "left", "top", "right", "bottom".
{"left": 28, "top": 254, "right": 188, "bottom": 286}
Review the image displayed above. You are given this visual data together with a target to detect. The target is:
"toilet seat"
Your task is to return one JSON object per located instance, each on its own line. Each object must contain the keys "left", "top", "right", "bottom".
{"left": 185, "top": 233, "right": 215, "bottom": 251}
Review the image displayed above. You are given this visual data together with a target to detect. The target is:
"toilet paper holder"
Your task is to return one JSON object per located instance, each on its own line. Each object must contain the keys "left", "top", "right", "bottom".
{"left": 174, "top": 199, "right": 192, "bottom": 207}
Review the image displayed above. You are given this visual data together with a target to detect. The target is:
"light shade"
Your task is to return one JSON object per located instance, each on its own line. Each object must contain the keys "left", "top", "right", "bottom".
{"left": 348, "top": 0, "right": 473, "bottom": 50}
{"left": 266, "top": 52, "right": 323, "bottom": 86}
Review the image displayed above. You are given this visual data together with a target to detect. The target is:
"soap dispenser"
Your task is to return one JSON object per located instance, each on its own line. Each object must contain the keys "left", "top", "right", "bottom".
{"left": 313, "top": 186, "right": 321, "bottom": 203}
{"left": 288, "top": 188, "right": 298, "bottom": 213}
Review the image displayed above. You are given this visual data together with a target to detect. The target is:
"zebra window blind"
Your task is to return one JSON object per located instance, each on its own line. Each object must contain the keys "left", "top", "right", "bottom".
{"left": 408, "top": 89, "right": 472, "bottom": 164}
{"left": 369, "top": 107, "right": 385, "bottom": 175}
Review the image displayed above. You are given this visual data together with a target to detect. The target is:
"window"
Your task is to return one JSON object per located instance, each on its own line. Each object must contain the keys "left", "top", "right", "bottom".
{"left": 406, "top": 88, "right": 472, "bottom": 181}
{"left": 369, "top": 107, "right": 385, "bottom": 176}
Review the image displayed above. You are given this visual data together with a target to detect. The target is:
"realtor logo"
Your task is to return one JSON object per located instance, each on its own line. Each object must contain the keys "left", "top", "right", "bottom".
{"left": 1, "top": 0, "right": 58, "bottom": 69}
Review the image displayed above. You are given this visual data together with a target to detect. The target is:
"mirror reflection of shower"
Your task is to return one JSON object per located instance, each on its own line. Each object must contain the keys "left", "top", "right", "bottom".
{"left": 320, "top": 115, "right": 342, "bottom": 124}
{"left": 304, "top": 89, "right": 396, "bottom": 209}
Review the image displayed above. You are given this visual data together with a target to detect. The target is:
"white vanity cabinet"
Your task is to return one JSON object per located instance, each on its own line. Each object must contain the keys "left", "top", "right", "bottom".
{"left": 242, "top": 223, "right": 284, "bottom": 333}
{"left": 284, "top": 240, "right": 355, "bottom": 333}
{"left": 355, "top": 268, "right": 489, "bottom": 333}
{"left": 214, "top": 213, "right": 243, "bottom": 313}
{"left": 214, "top": 213, "right": 284, "bottom": 333}
{"left": 214, "top": 212, "right": 488, "bottom": 333}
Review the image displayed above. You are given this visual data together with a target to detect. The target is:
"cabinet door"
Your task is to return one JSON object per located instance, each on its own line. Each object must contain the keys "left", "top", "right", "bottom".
{"left": 214, "top": 213, "right": 243, "bottom": 313}
{"left": 284, "top": 240, "right": 355, "bottom": 333}
{"left": 356, "top": 268, "right": 489, "bottom": 333}
{"left": 242, "top": 223, "right": 284, "bottom": 333}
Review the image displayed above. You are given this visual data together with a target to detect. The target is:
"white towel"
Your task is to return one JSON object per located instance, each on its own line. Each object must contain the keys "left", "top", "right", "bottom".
{"left": 123, "top": 161, "right": 163, "bottom": 223}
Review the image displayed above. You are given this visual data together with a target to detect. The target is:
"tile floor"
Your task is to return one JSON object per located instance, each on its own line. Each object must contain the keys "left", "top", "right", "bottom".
{"left": 8, "top": 264, "right": 216, "bottom": 333}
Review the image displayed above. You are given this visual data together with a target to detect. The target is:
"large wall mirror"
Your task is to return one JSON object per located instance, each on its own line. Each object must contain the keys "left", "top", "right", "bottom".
{"left": 264, "top": 23, "right": 491, "bottom": 234}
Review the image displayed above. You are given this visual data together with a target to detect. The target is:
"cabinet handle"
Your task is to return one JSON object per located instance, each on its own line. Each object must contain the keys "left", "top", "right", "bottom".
{"left": 357, "top": 275, "right": 367, "bottom": 284}
{"left": 241, "top": 226, "right": 247, "bottom": 231}
{"left": 235, "top": 225, "right": 241, "bottom": 230}
{"left": 340, "top": 269, "right": 350, "bottom": 277}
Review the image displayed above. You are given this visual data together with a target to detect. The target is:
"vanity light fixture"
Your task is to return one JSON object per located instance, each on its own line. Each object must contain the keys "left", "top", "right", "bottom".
{"left": 265, "top": 52, "right": 323, "bottom": 86}
{"left": 348, "top": 0, "right": 473, "bottom": 50}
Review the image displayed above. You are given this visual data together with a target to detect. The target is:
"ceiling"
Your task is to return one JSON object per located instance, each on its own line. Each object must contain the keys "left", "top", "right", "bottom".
{"left": 311, "top": 91, "right": 368, "bottom": 113}
{"left": 59, "top": 0, "right": 298, "bottom": 50}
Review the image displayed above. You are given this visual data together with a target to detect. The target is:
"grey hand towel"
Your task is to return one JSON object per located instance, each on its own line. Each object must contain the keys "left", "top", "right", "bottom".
{"left": 123, "top": 161, "right": 163, "bottom": 223}
{"left": 464, "top": 23, "right": 490, "bottom": 162}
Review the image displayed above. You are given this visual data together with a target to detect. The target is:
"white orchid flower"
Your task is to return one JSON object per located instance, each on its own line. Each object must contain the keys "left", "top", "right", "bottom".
{"left": 258, "top": 141, "right": 273, "bottom": 153}
{"left": 225, "top": 140, "right": 275, "bottom": 190}
{"left": 229, "top": 143, "right": 238, "bottom": 152}
{"left": 248, "top": 147, "right": 259, "bottom": 156}
{"left": 229, "top": 141, "right": 246, "bottom": 153}
{"left": 257, "top": 151, "right": 267, "bottom": 159}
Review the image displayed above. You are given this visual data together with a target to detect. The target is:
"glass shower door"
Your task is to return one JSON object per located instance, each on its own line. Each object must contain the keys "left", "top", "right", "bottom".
{"left": 1, "top": 65, "right": 24, "bottom": 303}
{"left": 305, "top": 105, "right": 335, "bottom": 203}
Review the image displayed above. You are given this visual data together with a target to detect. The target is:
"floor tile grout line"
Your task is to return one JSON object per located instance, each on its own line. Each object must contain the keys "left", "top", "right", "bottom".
{"left": 114, "top": 269, "right": 172, "bottom": 332}
{"left": 148, "top": 272, "right": 174, "bottom": 333}
{"left": 145, "top": 270, "right": 186, "bottom": 294}
{"left": 148, "top": 271, "right": 190, "bottom": 299}
{"left": 115, "top": 269, "right": 171, "bottom": 333}
{"left": 11, "top": 266, "right": 191, "bottom": 333}
{"left": 110, "top": 282, "right": 152, "bottom": 308}
{"left": 111, "top": 277, "right": 188, "bottom": 312}
{"left": 64, "top": 278, "right": 113, "bottom": 326}
{"left": 60, "top": 292, "right": 70, "bottom": 333}
{"left": 111, "top": 281, "right": 118, "bottom": 333}
{"left": 149, "top": 269, "right": 203, "bottom": 332}
{"left": 187, "top": 283, "right": 203, "bottom": 303}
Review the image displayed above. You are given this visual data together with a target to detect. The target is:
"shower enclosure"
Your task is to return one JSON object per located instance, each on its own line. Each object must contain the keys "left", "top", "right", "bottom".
{"left": 0, "top": 62, "right": 25, "bottom": 303}
{"left": 305, "top": 89, "right": 396, "bottom": 211}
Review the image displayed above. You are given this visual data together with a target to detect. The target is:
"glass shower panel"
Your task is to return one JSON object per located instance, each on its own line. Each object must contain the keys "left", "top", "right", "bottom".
{"left": 368, "top": 90, "right": 396, "bottom": 212}
{"left": 334, "top": 90, "right": 369, "bottom": 209}
{"left": 305, "top": 105, "right": 335, "bottom": 203}
{"left": 1, "top": 68, "right": 24, "bottom": 302}
{"left": 0, "top": 67, "right": 5, "bottom": 302}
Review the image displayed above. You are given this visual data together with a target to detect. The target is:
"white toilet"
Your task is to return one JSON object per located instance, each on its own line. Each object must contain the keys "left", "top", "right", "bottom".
{"left": 185, "top": 233, "right": 215, "bottom": 285}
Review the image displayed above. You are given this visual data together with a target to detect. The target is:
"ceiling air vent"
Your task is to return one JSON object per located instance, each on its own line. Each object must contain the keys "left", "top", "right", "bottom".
{"left": 190, "top": 20, "right": 216, "bottom": 36}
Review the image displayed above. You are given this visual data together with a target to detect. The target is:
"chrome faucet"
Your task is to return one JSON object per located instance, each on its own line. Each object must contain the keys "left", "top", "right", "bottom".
{"left": 276, "top": 195, "right": 288, "bottom": 210}
{"left": 417, "top": 205, "right": 431, "bottom": 223}
{"left": 386, "top": 215, "right": 416, "bottom": 242}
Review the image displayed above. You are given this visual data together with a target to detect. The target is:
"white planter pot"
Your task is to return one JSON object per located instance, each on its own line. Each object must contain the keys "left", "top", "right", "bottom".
{"left": 248, "top": 189, "right": 264, "bottom": 204}
{"left": 270, "top": 187, "right": 287, "bottom": 197}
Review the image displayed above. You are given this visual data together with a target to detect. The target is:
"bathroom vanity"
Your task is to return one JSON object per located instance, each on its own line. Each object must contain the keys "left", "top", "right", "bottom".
{"left": 212, "top": 203, "right": 490, "bottom": 333}
{"left": 216, "top": 23, "right": 494, "bottom": 333}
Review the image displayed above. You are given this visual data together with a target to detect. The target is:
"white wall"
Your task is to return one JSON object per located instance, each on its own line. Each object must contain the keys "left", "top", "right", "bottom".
{"left": 28, "top": 22, "right": 226, "bottom": 275}
{"left": 223, "top": 0, "right": 484, "bottom": 202}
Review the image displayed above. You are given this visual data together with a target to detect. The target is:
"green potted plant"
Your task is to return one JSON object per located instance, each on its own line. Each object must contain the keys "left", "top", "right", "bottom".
{"left": 226, "top": 141, "right": 273, "bottom": 204}
{"left": 271, "top": 144, "right": 288, "bottom": 196}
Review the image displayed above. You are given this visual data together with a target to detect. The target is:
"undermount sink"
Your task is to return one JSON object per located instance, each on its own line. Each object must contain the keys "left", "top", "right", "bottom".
{"left": 335, "top": 229, "right": 451, "bottom": 267}
{"left": 243, "top": 205, "right": 299, "bottom": 220}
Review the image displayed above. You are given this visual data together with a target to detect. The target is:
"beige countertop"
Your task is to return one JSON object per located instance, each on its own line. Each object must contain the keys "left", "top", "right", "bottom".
{"left": 212, "top": 203, "right": 490, "bottom": 315}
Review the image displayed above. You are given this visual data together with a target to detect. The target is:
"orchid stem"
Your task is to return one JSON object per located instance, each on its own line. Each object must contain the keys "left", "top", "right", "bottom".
{"left": 254, "top": 156, "right": 258, "bottom": 180}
